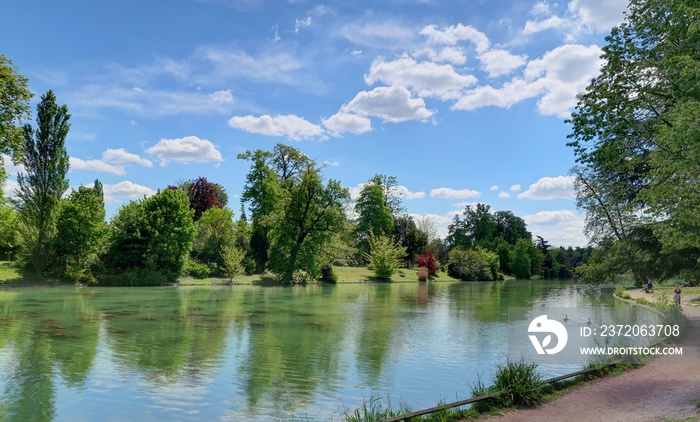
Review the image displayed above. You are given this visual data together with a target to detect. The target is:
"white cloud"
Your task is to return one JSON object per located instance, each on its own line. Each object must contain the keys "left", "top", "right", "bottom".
{"left": 344, "top": 86, "right": 434, "bottom": 123}
{"left": 523, "top": 15, "right": 571, "bottom": 36}
{"left": 196, "top": 46, "right": 304, "bottom": 85}
{"left": 228, "top": 114, "right": 326, "bottom": 141}
{"left": 454, "top": 44, "right": 603, "bottom": 118}
{"left": 72, "top": 86, "right": 237, "bottom": 116}
{"left": 209, "top": 89, "right": 234, "bottom": 104}
{"left": 510, "top": 184, "right": 522, "bottom": 192}
{"left": 490, "top": 185, "right": 499, "bottom": 191}
{"left": 1, "top": 155, "right": 24, "bottom": 176}
{"left": 390, "top": 185, "right": 426, "bottom": 200}
{"left": 294, "top": 16, "right": 312, "bottom": 33}
{"left": 432, "top": 46, "right": 467, "bottom": 65}
{"left": 430, "top": 187, "right": 481, "bottom": 199}
{"left": 337, "top": 19, "right": 415, "bottom": 48}
{"left": 498, "top": 192, "right": 511, "bottom": 199}
{"left": 517, "top": 175, "right": 576, "bottom": 200}
{"left": 478, "top": 49, "right": 527, "bottom": 78}
{"left": 323, "top": 160, "right": 340, "bottom": 167}
{"left": 145, "top": 136, "right": 224, "bottom": 166}
{"left": 419, "top": 24, "right": 490, "bottom": 52}
{"left": 100, "top": 181, "right": 156, "bottom": 202}
{"left": 2, "top": 178, "right": 19, "bottom": 199}
{"left": 524, "top": 209, "right": 586, "bottom": 247}
{"left": 322, "top": 112, "right": 372, "bottom": 136}
{"left": 365, "top": 56, "right": 477, "bottom": 100}
{"left": 69, "top": 157, "right": 126, "bottom": 175}
{"left": 102, "top": 148, "right": 153, "bottom": 168}
{"left": 568, "top": 0, "right": 627, "bottom": 32}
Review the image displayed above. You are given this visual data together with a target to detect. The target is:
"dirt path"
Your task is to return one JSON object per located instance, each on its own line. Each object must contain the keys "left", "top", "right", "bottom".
{"left": 475, "top": 290, "right": 700, "bottom": 422}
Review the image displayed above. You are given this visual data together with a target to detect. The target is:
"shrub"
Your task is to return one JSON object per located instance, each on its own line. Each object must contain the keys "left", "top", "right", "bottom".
{"left": 220, "top": 244, "right": 245, "bottom": 282}
{"left": 182, "top": 258, "right": 211, "bottom": 279}
{"left": 292, "top": 269, "right": 311, "bottom": 284}
{"left": 364, "top": 233, "right": 407, "bottom": 280}
{"left": 448, "top": 247, "right": 499, "bottom": 281}
{"left": 417, "top": 251, "right": 439, "bottom": 277}
{"left": 320, "top": 264, "right": 337, "bottom": 283}
{"left": 417, "top": 267, "right": 429, "bottom": 281}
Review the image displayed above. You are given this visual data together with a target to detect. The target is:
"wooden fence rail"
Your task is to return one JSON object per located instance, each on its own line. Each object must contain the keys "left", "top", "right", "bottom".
{"left": 380, "top": 367, "right": 598, "bottom": 422}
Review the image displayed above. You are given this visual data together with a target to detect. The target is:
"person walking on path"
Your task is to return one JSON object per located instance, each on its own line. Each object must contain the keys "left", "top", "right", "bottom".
{"left": 674, "top": 284, "right": 682, "bottom": 306}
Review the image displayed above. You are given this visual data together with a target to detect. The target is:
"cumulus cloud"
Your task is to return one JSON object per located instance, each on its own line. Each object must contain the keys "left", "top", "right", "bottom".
{"left": 390, "top": 185, "right": 426, "bottom": 200}
{"left": 69, "top": 157, "right": 126, "bottom": 175}
{"left": 454, "top": 44, "right": 603, "bottom": 118}
{"left": 568, "top": 0, "right": 628, "bottom": 32}
{"left": 524, "top": 209, "right": 586, "bottom": 247}
{"left": 523, "top": 15, "right": 571, "bottom": 36}
{"left": 322, "top": 112, "right": 372, "bottom": 136}
{"left": 228, "top": 114, "right": 326, "bottom": 141}
{"left": 343, "top": 86, "right": 434, "bottom": 122}
{"left": 430, "top": 187, "right": 481, "bottom": 199}
{"left": 478, "top": 49, "right": 527, "bottom": 78}
{"left": 102, "top": 148, "right": 153, "bottom": 168}
{"left": 517, "top": 175, "right": 576, "bottom": 200}
{"left": 490, "top": 185, "right": 499, "bottom": 191}
{"left": 419, "top": 24, "right": 490, "bottom": 52}
{"left": 145, "top": 136, "right": 224, "bottom": 166}
{"left": 510, "top": 184, "right": 522, "bottom": 192}
{"left": 99, "top": 181, "right": 157, "bottom": 202}
{"left": 365, "top": 56, "right": 477, "bottom": 100}
{"left": 209, "top": 89, "right": 234, "bottom": 104}
{"left": 498, "top": 192, "right": 511, "bottom": 199}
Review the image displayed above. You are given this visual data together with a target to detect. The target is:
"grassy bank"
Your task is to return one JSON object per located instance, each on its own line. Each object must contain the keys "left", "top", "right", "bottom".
{"left": 1, "top": 261, "right": 463, "bottom": 287}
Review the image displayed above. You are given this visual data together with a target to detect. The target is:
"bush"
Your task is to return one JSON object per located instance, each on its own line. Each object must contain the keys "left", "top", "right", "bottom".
{"left": 417, "top": 267, "right": 429, "bottom": 281}
{"left": 417, "top": 251, "right": 439, "bottom": 277}
{"left": 292, "top": 269, "right": 311, "bottom": 284}
{"left": 448, "top": 247, "right": 499, "bottom": 281}
{"left": 182, "top": 258, "right": 211, "bottom": 279}
{"left": 320, "top": 264, "right": 337, "bottom": 283}
{"left": 364, "top": 233, "right": 406, "bottom": 280}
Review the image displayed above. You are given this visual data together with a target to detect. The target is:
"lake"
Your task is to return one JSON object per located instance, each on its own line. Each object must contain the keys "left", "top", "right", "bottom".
{"left": 0, "top": 281, "right": 660, "bottom": 421}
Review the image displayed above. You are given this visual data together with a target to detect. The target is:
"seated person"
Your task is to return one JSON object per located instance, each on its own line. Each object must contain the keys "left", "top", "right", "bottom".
{"left": 643, "top": 280, "right": 653, "bottom": 293}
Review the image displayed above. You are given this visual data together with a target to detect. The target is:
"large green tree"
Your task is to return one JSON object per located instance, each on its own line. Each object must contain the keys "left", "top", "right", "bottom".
{"left": 16, "top": 91, "right": 70, "bottom": 274}
{"left": 107, "top": 188, "right": 195, "bottom": 280}
{"left": 0, "top": 55, "right": 33, "bottom": 199}
{"left": 54, "top": 181, "right": 107, "bottom": 279}
{"left": 265, "top": 165, "right": 349, "bottom": 282}
{"left": 568, "top": 0, "right": 700, "bottom": 284}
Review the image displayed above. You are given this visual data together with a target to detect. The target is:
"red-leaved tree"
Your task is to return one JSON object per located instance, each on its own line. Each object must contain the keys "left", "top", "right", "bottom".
{"left": 187, "top": 177, "right": 223, "bottom": 221}
{"left": 417, "top": 250, "right": 439, "bottom": 277}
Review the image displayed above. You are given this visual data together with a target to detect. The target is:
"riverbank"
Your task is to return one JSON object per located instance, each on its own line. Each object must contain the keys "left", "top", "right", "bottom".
{"left": 0, "top": 260, "right": 466, "bottom": 287}
{"left": 474, "top": 288, "right": 700, "bottom": 422}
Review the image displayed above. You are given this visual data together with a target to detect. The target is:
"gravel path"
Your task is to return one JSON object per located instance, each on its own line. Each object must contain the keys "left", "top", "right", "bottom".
{"left": 474, "top": 289, "right": 700, "bottom": 422}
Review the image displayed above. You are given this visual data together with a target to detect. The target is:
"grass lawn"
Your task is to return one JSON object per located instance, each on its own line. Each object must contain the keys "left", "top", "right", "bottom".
{"left": 0, "top": 261, "right": 68, "bottom": 287}
{"left": 1, "top": 261, "right": 463, "bottom": 287}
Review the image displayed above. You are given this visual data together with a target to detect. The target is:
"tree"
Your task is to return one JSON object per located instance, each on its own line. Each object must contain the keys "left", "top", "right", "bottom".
{"left": 510, "top": 239, "right": 532, "bottom": 279}
{"left": 0, "top": 55, "right": 33, "bottom": 160}
{"left": 393, "top": 214, "right": 427, "bottom": 267}
{"left": 417, "top": 215, "right": 438, "bottom": 244}
{"left": 54, "top": 181, "right": 107, "bottom": 280}
{"left": 364, "top": 233, "right": 406, "bottom": 280}
{"left": 220, "top": 243, "right": 245, "bottom": 282}
{"left": 191, "top": 206, "right": 236, "bottom": 273}
{"left": 15, "top": 91, "right": 70, "bottom": 274}
{"left": 184, "top": 177, "right": 226, "bottom": 221}
{"left": 266, "top": 165, "right": 349, "bottom": 282}
{"left": 494, "top": 211, "right": 531, "bottom": 246}
{"left": 355, "top": 183, "right": 394, "bottom": 241}
{"left": 107, "top": 188, "right": 195, "bottom": 280}
{"left": 568, "top": 0, "right": 700, "bottom": 284}
{"left": 0, "top": 205, "right": 19, "bottom": 260}
{"left": 417, "top": 250, "right": 439, "bottom": 277}
{"left": 238, "top": 149, "right": 279, "bottom": 273}
{"left": 447, "top": 203, "right": 497, "bottom": 249}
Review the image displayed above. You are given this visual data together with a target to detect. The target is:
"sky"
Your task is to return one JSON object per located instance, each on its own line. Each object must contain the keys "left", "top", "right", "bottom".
{"left": 0, "top": 0, "right": 630, "bottom": 247}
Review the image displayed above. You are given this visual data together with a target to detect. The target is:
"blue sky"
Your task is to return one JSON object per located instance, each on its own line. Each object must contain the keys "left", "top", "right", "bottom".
{"left": 1, "top": 0, "right": 629, "bottom": 247}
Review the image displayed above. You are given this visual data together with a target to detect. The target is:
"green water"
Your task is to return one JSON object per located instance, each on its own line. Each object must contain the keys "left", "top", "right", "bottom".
{"left": 0, "top": 281, "right": 658, "bottom": 421}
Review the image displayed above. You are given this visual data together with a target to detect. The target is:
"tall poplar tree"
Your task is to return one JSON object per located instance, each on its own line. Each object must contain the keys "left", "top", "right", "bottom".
{"left": 16, "top": 90, "right": 70, "bottom": 274}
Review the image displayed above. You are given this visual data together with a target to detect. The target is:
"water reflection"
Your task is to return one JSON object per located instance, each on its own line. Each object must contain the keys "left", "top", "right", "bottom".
{"left": 0, "top": 281, "right": 658, "bottom": 421}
